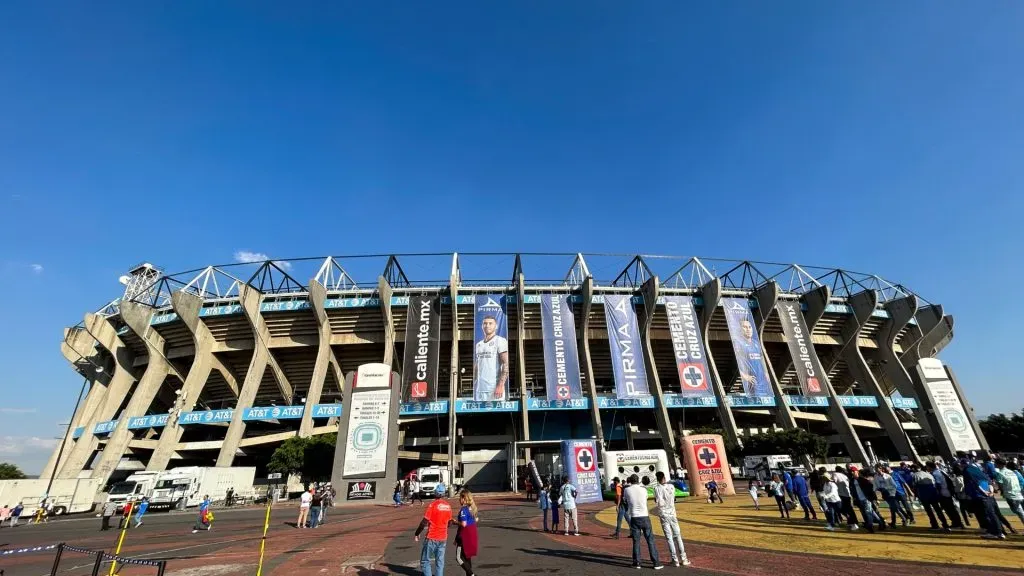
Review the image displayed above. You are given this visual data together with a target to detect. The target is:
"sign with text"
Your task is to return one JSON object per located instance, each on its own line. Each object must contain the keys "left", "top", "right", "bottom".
{"left": 342, "top": 388, "right": 392, "bottom": 477}
{"left": 603, "top": 294, "right": 650, "bottom": 399}
{"left": 402, "top": 295, "right": 441, "bottom": 402}
{"left": 541, "top": 294, "right": 583, "bottom": 401}
{"left": 561, "top": 439, "right": 602, "bottom": 504}
{"left": 775, "top": 301, "right": 827, "bottom": 396}
{"left": 527, "top": 397, "right": 589, "bottom": 411}
{"left": 454, "top": 399, "right": 520, "bottom": 413}
{"left": 916, "top": 358, "right": 981, "bottom": 452}
{"left": 681, "top": 434, "right": 736, "bottom": 496}
{"left": 663, "top": 296, "right": 713, "bottom": 399}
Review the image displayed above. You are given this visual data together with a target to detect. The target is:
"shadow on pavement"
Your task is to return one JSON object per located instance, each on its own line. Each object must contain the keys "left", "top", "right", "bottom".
{"left": 517, "top": 547, "right": 634, "bottom": 568}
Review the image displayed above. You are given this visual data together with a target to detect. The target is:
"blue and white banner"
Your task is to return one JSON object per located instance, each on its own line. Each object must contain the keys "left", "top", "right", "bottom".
{"left": 541, "top": 294, "right": 583, "bottom": 401}
{"left": 596, "top": 396, "right": 655, "bottom": 409}
{"left": 94, "top": 420, "right": 117, "bottom": 434}
{"left": 603, "top": 294, "right": 650, "bottom": 399}
{"left": 664, "top": 394, "right": 718, "bottom": 408}
{"left": 527, "top": 397, "right": 589, "bottom": 411}
{"left": 888, "top": 396, "right": 919, "bottom": 410}
{"left": 179, "top": 408, "right": 234, "bottom": 425}
{"left": 243, "top": 405, "right": 304, "bottom": 421}
{"left": 722, "top": 298, "right": 772, "bottom": 399}
{"left": 454, "top": 399, "right": 519, "bottom": 413}
{"left": 561, "top": 439, "right": 602, "bottom": 504}
{"left": 473, "top": 295, "right": 510, "bottom": 402}
{"left": 663, "top": 296, "right": 713, "bottom": 399}
{"left": 784, "top": 395, "right": 829, "bottom": 408}
{"left": 400, "top": 400, "right": 450, "bottom": 415}
{"left": 127, "top": 414, "right": 170, "bottom": 430}
{"left": 836, "top": 395, "right": 879, "bottom": 408}
{"left": 726, "top": 395, "right": 776, "bottom": 407}
{"left": 311, "top": 404, "right": 343, "bottom": 418}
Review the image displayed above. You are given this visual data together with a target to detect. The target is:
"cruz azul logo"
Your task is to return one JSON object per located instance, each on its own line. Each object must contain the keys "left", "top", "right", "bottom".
{"left": 575, "top": 446, "right": 595, "bottom": 472}
{"left": 679, "top": 364, "right": 706, "bottom": 389}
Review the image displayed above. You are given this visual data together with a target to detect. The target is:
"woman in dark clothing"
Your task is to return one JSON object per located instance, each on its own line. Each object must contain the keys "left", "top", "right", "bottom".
{"left": 548, "top": 482, "right": 560, "bottom": 533}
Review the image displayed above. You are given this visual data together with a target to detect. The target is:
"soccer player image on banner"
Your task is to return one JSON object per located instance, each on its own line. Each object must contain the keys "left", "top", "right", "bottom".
{"left": 722, "top": 298, "right": 771, "bottom": 398}
{"left": 473, "top": 295, "right": 509, "bottom": 401}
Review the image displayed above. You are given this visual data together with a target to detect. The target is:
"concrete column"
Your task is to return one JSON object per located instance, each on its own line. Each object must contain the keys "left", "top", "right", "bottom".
{"left": 148, "top": 291, "right": 216, "bottom": 471}
{"left": 803, "top": 286, "right": 870, "bottom": 464}
{"left": 697, "top": 279, "right": 743, "bottom": 449}
{"left": 217, "top": 286, "right": 291, "bottom": 466}
{"left": 90, "top": 301, "right": 180, "bottom": 485}
{"left": 58, "top": 315, "right": 138, "bottom": 478}
{"left": 378, "top": 277, "right": 396, "bottom": 369}
{"left": 844, "top": 291, "right": 919, "bottom": 461}
{"left": 579, "top": 277, "right": 606, "bottom": 451}
{"left": 879, "top": 296, "right": 936, "bottom": 439}
{"left": 447, "top": 279, "right": 459, "bottom": 490}
{"left": 299, "top": 279, "right": 341, "bottom": 437}
{"left": 752, "top": 282, "right": 798, "bottom": 431}
{"left": 639, "top": 277, "right": 678, "bottom": 462}
{"left": 515, "top": 273, "right": 530, "bottom": 458}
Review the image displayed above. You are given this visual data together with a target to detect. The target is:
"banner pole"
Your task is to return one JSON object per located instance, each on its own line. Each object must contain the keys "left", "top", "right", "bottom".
{"left": 108, "top": 501, "right": 134, "bottom": 576}
{"left": 255, "top": 489, "right": 273, "bottom": 576}
{"left": 49, "top": 542, "right": 65, "bottom": 576}
{"left": 91, "top": 550, "right": 105, "bottom": 576}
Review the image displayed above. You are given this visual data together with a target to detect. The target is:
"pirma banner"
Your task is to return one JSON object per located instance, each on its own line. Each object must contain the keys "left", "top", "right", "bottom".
{"left": 604, "top": 294, "right": 650, "bottom": 399}
{"left": 541, "top": 294, "right": 583, "bottom": 401}
{"left": 473, "top": 294, "right": 510, "bottom": 401}
{"left": 774, "top": 301, "right": 827, "bottom": 396}
{"left": 722, "top": 298, "right": 772, "bottom": 398}
{"left": 561, "top": 439, "right": 603, "bottom": 504}
{"left": 663, "top": 296, "right": 714, "bottom": 398}
{"left": 402, "top": 295, "right": 441, "bottom": 402}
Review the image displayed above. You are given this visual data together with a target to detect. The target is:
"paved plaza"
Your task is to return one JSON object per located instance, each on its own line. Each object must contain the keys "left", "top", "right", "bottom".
{"left": 1, "top": 496, "right": 1021, "bottom": 576}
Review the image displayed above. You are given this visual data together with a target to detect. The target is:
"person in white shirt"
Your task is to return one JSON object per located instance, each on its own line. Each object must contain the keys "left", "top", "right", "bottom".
{"left": 473, "top": 315, "right": 509, "bottom": 401}
{"left": 297, "top": 488, "right": 313, "bottom": 529}
{"left": 623, "top": 474, "right": 663, "bottom": 570}
{"left": 820, "top": 473, "right": 843, "bottom": 531}
{"left": 832, "top": 467, "right": 858, "bottom": 530}
{"left": 654, "top": 472, "right": 690, "bottom": 567}
{"left": 873, "top": 465, "right": 910, "bottom": 527}
{"left": 558, "top": 476, "right": 580, "bottom": 536}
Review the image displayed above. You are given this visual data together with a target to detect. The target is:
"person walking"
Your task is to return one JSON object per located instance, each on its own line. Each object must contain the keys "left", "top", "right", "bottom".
{"left": 538, "top": 482, "right": 551, "bottom": 532}
{"left": 820, "top": 473, "right": 843, "bottom": 531}
{"left": 454, "top": 490, "right": 479, "bottom": 576}
{"left": 133, "top": 497, "right": 150, "bottom": 528}
{"left": 832, "top": 467, "right": 858, "bottom": 530}
{"left": 769, "top": 474, "right": 789, "bottom": 519}
{"left": 951, "top": 465, "right": 973, "bottom": 527}
{"left": 994, "top": 459, "right": 1024, "bottom": 529}
{"left": 100, "top": 500, "right": 116, "bottom": 531}
{"left": 0, "top": 504, "right": 9, "bottom": 528}
{"left": 414, "top": 490, "right": 453, "bottom": 576}
{"left": 192, "top": 495, "right": 212, "bottom": 533}
{"left": 912, "top": 463, "right": 950, "bottom": 532}
{"left": 395, "top": 481, "right": 404, "bottom": 507}
{"left": 782, "top": 468, "right": 795, "bottom": 502}
{"left": 793, "top": 471, "right": 816, "bottom": 520}
{"left": 893, "top": 463, "right": 917, "bottom": 524}
{"left": 809, "top": 470, "right": 826, "bottom": 515}
{"left": 851, "top": 468, "right": 885, "bottom": 533}
{"left": 624, "top": 474, "right": 662, "bottom": 570}
{"left": 525, "top": 477, "right": 534, "bottom": 502}
{"left": 548, "top": 481, "right": 560, "bottom": 534}
{"left": 611, "top": 477, "right": 631, "bottom": 538}
{"left": 309, "top": 490, "right": 323, "bottom": 528}
{"left": 748, "top": 479, "right": 761, "bottom": 511}
{"left": 654, "top": 471, "right": 690, "bottom": 567}
{"left": 960, "top": 453, "right": 1005, "bottom": 539}
{"left": 929, "top": 461, "right": 965, "bottom": 529}
{"left": 874, "top": 464, "right": 909, "bottom": 527}
{"left": 10, "top": 502, "right": 24, "bottom": 527}
{"left": 559, "top": 476, "right": 580, "bottom": 536}
{"left": 297, "top": 487, "right": 312, "bottom": 528}
{"left": 410, "top": 477, "right": 423, "bottom": 506}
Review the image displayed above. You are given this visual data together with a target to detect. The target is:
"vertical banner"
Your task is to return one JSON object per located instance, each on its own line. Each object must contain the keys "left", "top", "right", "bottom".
{"left": 604, "top": 294, "right": 650, "bottom": 399}
{"left": 473, "top": 294, "right": 510, "bottom": 401}
{"left": 775, "top": 301, "right": 827, "bottom": 396}
{"left": 561, "top": 439, "right": 603, "bottom": 504}
{"left": 541, "top": 294, "right": 583, "bottom": 401}
{"left": 722, "top": 298, "right": 772, "bottom": 398}
{"left": 342, "top": 387, "right": 392, "bottom": 477}
{"left": 663, "top": 296, "right": 713, "bottom": 398}
{"left": 402, "top": 295, "right": 441, "bottom": 402}
{"left": 681, "top": 434, "right": 736, "bottom": 496}
{"left": 916, "top": 358, "right": 981, "bottom": 452}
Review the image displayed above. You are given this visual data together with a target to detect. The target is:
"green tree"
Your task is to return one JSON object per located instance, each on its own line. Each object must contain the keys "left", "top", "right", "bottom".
{"left": 739, "top": 428, "right": 828, "bottom": 462}
{"left": 0, "top": 462, "right": 27, "bottom": 479}
{"left": 268, "top": 436, "right": 307, "bottom": 478}
{"left": 267, "top": 435, "right": 338, "bottom": 483}
{"left": 979, "top": 411, "right": 1024, "bottom": 453}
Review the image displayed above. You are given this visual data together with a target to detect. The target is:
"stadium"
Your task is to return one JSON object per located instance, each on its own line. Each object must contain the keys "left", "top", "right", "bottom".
{"left": 45, "top": 253, "right": 989, "bottom": 493}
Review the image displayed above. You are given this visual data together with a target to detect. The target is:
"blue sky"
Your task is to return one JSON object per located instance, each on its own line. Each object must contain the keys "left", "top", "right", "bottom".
{"left": 1, "top": 3, "right": 1021, "bottom": 472}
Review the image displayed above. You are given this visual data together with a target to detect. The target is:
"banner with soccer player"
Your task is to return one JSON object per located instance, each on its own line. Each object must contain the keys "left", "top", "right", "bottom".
{"left": 402, "top": 294, "right": 441, "bottom": 402}
{"left": 560, "top": 439, "right": 603, "bottom": 504}
{"left": 663, "top": 295, "right": 714, "bottom": 399}
{"left": 473, "top": 294, "right": 510, "bottom": 401}
{"left": 774, "top": 301, "right": 828, "bottom": 397}
{"left": 603, "top": 294, "right": 651, "bottom": 399}
{"left": 541, "top": 294, "right": 583, "bottom": 401}
{"left": 722, "top": 298, "right": 772, "bottom": 398}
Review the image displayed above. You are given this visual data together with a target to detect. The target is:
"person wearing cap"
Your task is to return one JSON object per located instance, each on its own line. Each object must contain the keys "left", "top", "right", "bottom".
{"left": 832, "top": 466, "right": 857, "bottom": 530}
{"left": 414, "top": 488, "right": 453, "bottom": 576}
{"left": 792, "top": 471, "right": 816, "bottom": 521}
{"left": 820, "top": 472, "right": 842, "bottom": 531}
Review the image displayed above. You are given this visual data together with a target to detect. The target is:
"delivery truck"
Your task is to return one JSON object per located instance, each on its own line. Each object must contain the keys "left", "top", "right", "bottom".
{"left": 105, "top": 471, "right": 160, "bottom": 511}
{"left": 0, "top": 477, "right": 102, "bottom": 515}
{"left": 148, "top": 466, "right": 256, "bottom": 510}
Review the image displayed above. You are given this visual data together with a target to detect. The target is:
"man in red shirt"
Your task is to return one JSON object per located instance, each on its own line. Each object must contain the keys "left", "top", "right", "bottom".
{"left": 414, "top": 492, "right": 453, "bottom": 576}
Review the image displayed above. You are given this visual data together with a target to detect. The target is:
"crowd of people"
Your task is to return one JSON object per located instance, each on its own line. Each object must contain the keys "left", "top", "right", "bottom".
{"left": 296, "top": 484, "right": 335, "bottom": 528}
{"left": 745, "top": 451, "right": 1023, "bottom": 540}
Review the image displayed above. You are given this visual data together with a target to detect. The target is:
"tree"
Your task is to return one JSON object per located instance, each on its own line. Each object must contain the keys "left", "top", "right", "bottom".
{"left": 268, "top": 437, "right": 307, "bottom": 478}
{"left": 267, "top": 435, "right": 337, "bottom": 483}
{"left": 739, "top": 428, "right": 828, "bottom": 462}
{"left": 979, "top": 411, "right": 1024, "bottom": 453}
{"left": 0, "top": 462, "right": 27, "bottom": 479}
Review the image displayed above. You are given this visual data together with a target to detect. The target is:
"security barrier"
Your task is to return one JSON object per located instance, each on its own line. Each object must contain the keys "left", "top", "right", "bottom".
{"left": 47, "top": 542, "right": 167, "bottom": 576}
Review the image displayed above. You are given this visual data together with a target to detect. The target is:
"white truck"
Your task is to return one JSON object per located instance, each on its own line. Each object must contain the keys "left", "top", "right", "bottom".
{"left": 742, "top": 455, "right": 794, "bottom": 481}
{"left": 0, "top": 477, "right": 102, "bottom": 515}
{"left": 106, "top": 471, "right": 160, "bottom": 512}
{"left": 148, "top": 466, "right": 256, "bottom": 510}
{"left": 414, "top": 466, "right": 451, "bottom": 498}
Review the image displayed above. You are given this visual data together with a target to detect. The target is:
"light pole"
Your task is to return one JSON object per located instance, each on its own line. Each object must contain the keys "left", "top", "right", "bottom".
{"left": 45, "top": 366, "right": 102, "bottom": 498}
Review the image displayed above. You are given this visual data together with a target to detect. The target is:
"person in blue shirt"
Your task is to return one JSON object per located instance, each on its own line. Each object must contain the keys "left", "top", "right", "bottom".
{"left": 133, "top": 497, "right": 150, "bottom": 528}
{"left": 193, "top": 495, "right": 212, "bottom": 533}
{"left": 734, "top": 319, "right": 770, "bottom": 396}
{"left": 960, "top": 454, "right": 1005, "bottom": 539}
{"left": 888, "top": 464, "right": 916, "bottom": 525}
{"left": 792, "top": 472, "right": 816, "bottom": 520}
{"left": 537, "top": 482, "right": 551, "bottom": 532}
{"left": 783, "top": 469, "right": 795, "bottom": 502}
